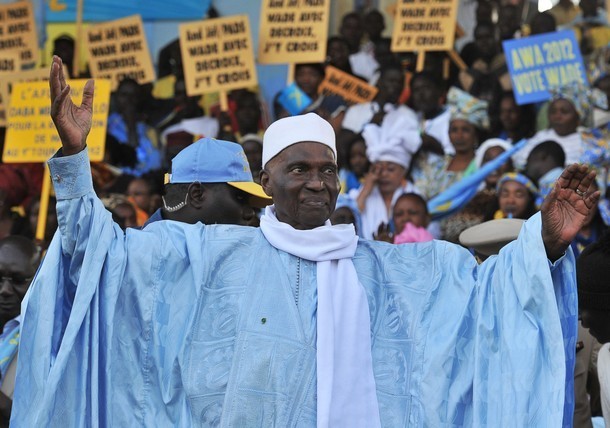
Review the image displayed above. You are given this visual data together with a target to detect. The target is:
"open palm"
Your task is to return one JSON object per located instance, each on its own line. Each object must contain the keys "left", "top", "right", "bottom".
{"left": 49, "top": 55, "right": 94, "bottom": 155}
{"left": 541, "top": 164, "right": 600, "bottom": 260}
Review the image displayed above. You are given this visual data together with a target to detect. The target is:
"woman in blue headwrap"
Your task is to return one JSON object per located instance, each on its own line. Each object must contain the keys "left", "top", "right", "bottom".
{"left": 411, "top": 87, "right": 489, "bottom": 201}
{"left": 491, "top": 172, "right": 539, "bottom": 220}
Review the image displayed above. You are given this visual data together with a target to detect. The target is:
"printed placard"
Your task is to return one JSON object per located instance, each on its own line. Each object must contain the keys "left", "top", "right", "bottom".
{"left": 3, "top": 79, "right": 111, "bottom": 163}
{"left": 180, "top": 15, "right": 257, "bottom": 95}
{"left": 0, "top": 1, "right": 39, "bottom": 66}
{"left": 318, "top": 66, "right": 378, "bottom": 105}
{"left": 86, "top": 15, "right": 155, "bottom": 90}
{"left": 258, "top": 0, "right": 330, "bottom": 64}
{"left": 391, "top": 0, "right": 458, "bottom": 52}
{"left": 503, "top": 30, "right": 587, "bottom": 104}
{"left": 0, "top": 51, "right": 21, "bottom": 126}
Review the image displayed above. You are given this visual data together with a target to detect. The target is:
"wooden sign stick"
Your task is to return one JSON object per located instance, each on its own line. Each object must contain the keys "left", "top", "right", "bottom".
{"left": 219, "top": 90, "right": 229, "bottom": 112}
{"left": 287, "top": 63, "right": 295, "bottom": 85}
{"left": 35, "top": 165, "right": 51, "bottom": 241}
{"left": 447, "top": 50, "right": 467, "bottom": 71}
{"left": 73, "top": 0, "right": 84, "bottom": 77}
{"left": 416, "top": 51, "right": 426, "bottom": 72}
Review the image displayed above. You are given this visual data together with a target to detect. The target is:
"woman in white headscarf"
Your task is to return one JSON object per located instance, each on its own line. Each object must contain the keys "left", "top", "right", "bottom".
{"left": 348, "top": 111, "right": 420, "bottom": 240}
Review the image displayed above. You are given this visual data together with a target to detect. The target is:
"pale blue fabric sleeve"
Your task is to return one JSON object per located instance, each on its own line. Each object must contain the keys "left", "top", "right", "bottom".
{"left": 14, "top": 148, "right": 207, "bottom": 427}
{"left": 413, "top": 212, "right": 577, "bottom": 427}
{"left": 12, "top": 148, "right": 137, "bottom": 426}
{"left": 12, "top": 148, "right": 124, "bottom": 426}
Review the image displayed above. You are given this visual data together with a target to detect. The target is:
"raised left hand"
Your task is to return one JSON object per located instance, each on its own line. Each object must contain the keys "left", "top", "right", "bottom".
{"left": 540, "top": 164, "right": 600, "bottom": 261}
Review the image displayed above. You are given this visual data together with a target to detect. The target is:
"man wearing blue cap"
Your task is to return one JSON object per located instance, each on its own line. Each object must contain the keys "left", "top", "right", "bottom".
{"left": 144, "top": 138, "right": 271, "bottom": 227}
{"left": 12, "top": 56, "right": 603, "bottom": 427}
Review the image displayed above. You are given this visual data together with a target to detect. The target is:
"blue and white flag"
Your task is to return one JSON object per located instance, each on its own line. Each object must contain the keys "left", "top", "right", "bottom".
{"left": 46, "top": 0, "right": 211, "bottom": 22}
{"left": 428, "top": 139, "right": 527, "bottom": 220}
{"left": 277, "top": 82, "right": 312, "bottom": 116}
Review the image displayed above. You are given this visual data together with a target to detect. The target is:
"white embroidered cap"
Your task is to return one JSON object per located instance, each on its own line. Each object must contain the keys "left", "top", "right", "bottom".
{"left": 262, "top": 113, "right": 337, "bottom": 168}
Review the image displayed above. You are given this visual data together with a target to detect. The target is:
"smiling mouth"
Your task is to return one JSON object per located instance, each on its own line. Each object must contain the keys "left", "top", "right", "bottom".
{"left": 302, "top": 199, "right": 327, "bottom": 207}
{"left": 0, "top": 303, "right": 18, "bottom": 311}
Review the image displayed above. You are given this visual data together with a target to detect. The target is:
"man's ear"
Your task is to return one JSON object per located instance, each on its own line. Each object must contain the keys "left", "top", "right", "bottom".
{"left": 187, "top": 182, "right": 207, "bottom": 209}
{"left": 260, "top": 169, "right": 273, "bottom": 197}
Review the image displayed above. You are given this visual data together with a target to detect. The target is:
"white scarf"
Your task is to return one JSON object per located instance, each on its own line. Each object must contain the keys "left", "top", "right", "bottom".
{"left": 259, "top": 206, "right": 381, "bottom": 428}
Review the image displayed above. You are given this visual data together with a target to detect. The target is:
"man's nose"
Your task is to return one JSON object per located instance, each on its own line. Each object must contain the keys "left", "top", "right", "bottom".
{"left": 305, "top": 174, "right": 325, "bottom": 191}
{"left": 0, "top": 279, "right": 13, "bottom": 295}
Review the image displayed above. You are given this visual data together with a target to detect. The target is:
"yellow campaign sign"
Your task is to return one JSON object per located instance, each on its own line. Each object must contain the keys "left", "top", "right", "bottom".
{"left": 44, "top": 23, "right": 92, "bottom": 77}
{"left": 3, "top": 79, "right": 111, "bottom": 163}
{"left": 318, "top": 65, "right": 378, "bottom": 105}
{"left": 179, "top": 15, "right": 258, "bottom": 96}
{"left": 0, "top": 66, "right": 70, "bottom": 127}
{"left": 258, "top": 0, "right": 330, "bottom": 64}
{"left": 0, "top": 1, "right": 39, "bottom": 67}
{"left": 0, "top": 51, "right": 21, "bottom": 126}
{"left": 391, "top": 0, "right": 458, "bottom": 52}
{"left": 86, "top": 15, "right": 155, "bottom": 90}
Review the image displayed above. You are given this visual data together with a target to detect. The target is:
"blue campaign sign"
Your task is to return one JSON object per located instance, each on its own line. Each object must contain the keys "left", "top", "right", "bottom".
{"left": 502, "top": 30, "right": 587, "bottom": 105}
{"left": 46, "top": 0, "right": 211, "bottom": 22}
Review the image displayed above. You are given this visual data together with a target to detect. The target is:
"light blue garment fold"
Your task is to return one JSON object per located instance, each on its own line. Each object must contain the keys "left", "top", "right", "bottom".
{"left": 12, "top": 148, "right": 577, "bottom": 427}
{"left": 0, "top": 322, "right": 19, "bottom": 383}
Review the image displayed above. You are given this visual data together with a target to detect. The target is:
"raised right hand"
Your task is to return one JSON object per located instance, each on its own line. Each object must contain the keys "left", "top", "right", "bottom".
{"left": 50, "top": 55, "right": 95, "bottom": 156}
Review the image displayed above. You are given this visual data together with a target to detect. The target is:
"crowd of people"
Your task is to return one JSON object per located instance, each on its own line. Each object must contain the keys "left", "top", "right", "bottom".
{"left": 0, "top": 1, "right": 609, "bottom": 426}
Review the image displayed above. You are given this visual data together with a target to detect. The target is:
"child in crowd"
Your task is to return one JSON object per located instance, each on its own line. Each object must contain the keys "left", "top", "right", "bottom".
{"left": 339, "top": 134, "right": 370, "bottom": 194}
{"left": 330, "top": 194, "right": 363, "bottom": 237}
{"left": 392, "top": 193, "right": 433, "bottom": 244}
{"left": 492, "top": 172, "right": 539, "bottom": 220}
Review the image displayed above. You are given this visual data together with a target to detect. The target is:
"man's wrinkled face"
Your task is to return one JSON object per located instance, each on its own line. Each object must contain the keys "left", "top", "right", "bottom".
{"left": 0, "top": 245, "right": 36, "bottom": 323}
{"left": 261, "top": 142, "right": 339, "bottom": 230}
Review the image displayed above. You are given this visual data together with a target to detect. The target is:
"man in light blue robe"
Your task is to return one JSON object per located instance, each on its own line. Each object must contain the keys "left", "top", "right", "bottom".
{"left": 11, "top": 57, "right": 603, "bottom": 427}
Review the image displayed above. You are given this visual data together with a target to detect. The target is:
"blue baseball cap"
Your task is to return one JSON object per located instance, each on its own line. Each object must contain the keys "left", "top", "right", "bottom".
{"left": 167, "top": 138, "right": 271, "bottom": 207}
